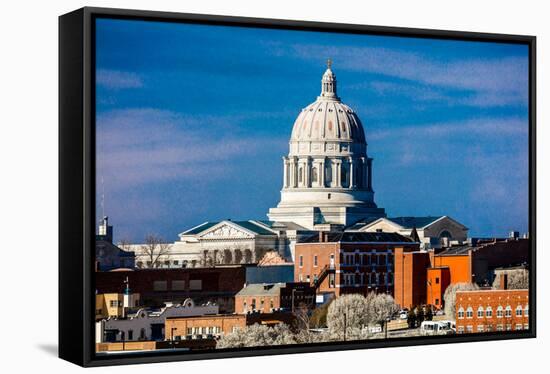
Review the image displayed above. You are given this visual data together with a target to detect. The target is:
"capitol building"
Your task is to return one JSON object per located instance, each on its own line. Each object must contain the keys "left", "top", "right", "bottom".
{"left": 129, "top": 62, "right": 468, "bottom": 268}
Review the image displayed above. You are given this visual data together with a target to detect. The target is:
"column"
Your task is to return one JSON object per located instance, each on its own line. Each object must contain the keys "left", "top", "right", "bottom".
{"left": 282, "top": 157, "right": 288, "bottom": 188}
{"left": 320, "top": 158, "right": 325, "bottom": 187}
{"left": 335, "top": 160, "right": 342, "bottom": 187}
{"left": 367, "top": 157, "right": 373, "bottom": 191}
{"left": 305, "top": 157, "right": 311, "bottom": 188}
{"left": 349, "top": 157, "right": 354, "bottom": 189}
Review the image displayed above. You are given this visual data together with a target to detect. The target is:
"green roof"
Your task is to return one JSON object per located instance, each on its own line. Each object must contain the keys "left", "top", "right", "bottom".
{"left": 388, "top": 216, "right": 444, "bottom": 229}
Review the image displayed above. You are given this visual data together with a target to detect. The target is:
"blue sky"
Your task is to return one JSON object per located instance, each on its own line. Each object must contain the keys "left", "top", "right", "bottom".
{"left": 95, "top": 18, "right": 529, "bottom": 242}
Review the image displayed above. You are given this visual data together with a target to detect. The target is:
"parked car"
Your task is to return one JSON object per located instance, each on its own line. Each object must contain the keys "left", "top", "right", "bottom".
{"left": 420, "top": 321, "right": 454, "bottom": 336}
{"left": 368, "top": 325, "right": 383, "bottom": 334}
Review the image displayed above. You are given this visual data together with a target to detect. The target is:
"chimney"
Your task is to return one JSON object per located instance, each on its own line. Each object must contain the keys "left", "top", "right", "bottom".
{"left": 319, "top": 231, "right": 324, "bottom": 242}
{"left": 499, "top": 273, "right": 508, "bottom": 290}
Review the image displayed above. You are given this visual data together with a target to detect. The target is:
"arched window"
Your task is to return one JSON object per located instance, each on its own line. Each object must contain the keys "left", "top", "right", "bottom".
{"left": 466, "top": 307, "right": 473, "bottom": 318}
{"left": 497, "top": 305, "right": 504, "bottom": 318}
{"left": 477, "top": 306, "right": 484, "bottom": 318}
{"left": 458, "top": 307, "right": 465, "bottom": 319}
{"left": 311, "top": 167, "right": 318, "bottom": 183}
{"left": 486, "top": 306, "right": 493, "bottom": 318}
{"left": 505, "top": 305, "right": 512, "bottom": 317}
{"left": 516, "top": 305, "right": 523, "bottom": 317}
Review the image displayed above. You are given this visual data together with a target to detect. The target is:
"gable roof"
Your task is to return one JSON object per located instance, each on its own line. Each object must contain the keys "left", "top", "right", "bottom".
{"left": 181, "top": 220, "right": 276, "bottom": 236}
{"left": 387, "top": 216, "right": 445, "bottom": 229}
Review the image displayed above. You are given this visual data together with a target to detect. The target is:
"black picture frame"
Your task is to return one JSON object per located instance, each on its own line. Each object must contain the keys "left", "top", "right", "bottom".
{"left": 59, "top": 6, "right": 536, "bottom": 367}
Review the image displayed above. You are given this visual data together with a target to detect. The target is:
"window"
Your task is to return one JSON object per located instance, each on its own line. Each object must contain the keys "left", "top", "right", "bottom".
{"left": 243, "top": 301, "right": 247, "bottom": 311}
{"left": 128, "top": 330, "right": 133, "bottom": 340}
{"left": 260, "top": 299, "right": 265, "bottom": 310}
{"left": 458, "top": 307, "right": 465, "bottom": 319}
{"left": 140, "top": 328, "right": 146, "bottom": 340}
{"left": 466, "top": 325, "right": 473, "bottom": 333}
{"left": 477, "top": 306, "right": 484, "bottom": 318}
{"left": 435, "top": 277, "right": 440, "bottom": 284}
{"left": 515, "top": 324, "right": 523, "bottom": 331}
{"left": 189, "top": 279, "right": 202, "bottom": 290}
{"left": 457, "top": 326, "right": 464, "bottom": 334}
{"left": 173, "top": 260, "right": 179, "bottom": 266}
{"left": 270, "top": 298, "right": 274, "bottom": 309}
{"left": 505, "top": 305, "right": 512, "bottom": 318}
{"left": 251, "top": 299, "right": 256, "bottom": 310}
{"left": 187, "top": 327, "right": 193, "bottom": 335}
{"left": 435, "top": 298, "right": 439, "bottom": 306}
{"left": 506, "top": 324, "right": 512, "bottom": 331}
{"left": 496, "top": 324, "right": 504, "bottom": 331}
{"left": 516, "top": 305, "right": 523, "bottom": 317}
{"left": 299, "top": 255, "right": 303, "bottom": 268}
{"left": 466, "top": 307, "right": 473, "bottom": 319}
{"left": 497, "top": 306, "right": 504, "bottom": 318}
{"left": 524, "top": 305, "right": 529, "bottom": 317}
{"left": 387, "top": 272, "right": 393, "bottom": 285}
{"left": 486, "top": 325, "right": 493, "bottom": 332}
{"left": 313, "top": 255, "right": 318, "bottom": 267}
{"left": 96, "top": 308, "right": 102, "bottom": 315}
{"left": 477, "top": 325, "right": 484, "bottom": 332}
{"left": 109, "top": 300, "right": 119, "bottom": 308}
{"left": 312, "top": 167, "right": 318, "bottom": 183}
{"left": 172, "top": 280, "right": 185, "bottom": 291}
{"left": 524, "top": 323, "right": 529, "bottom": 330}
{"left": 486, "top": 306, "right": 493, "bottom": 318}
{"left": 299, "top": 274, "right": 303, "bottom": 282}
{"left": 153, "top": 281, "right": 167, "bottom": 291}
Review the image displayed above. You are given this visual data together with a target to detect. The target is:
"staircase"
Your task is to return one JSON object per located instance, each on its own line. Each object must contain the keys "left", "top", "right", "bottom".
{"left": 313, "top": 265, "right": 335, "bottom": 289}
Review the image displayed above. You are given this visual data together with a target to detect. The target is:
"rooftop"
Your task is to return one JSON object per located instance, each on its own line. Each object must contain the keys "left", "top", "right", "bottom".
{"left": 300, "top": 231, "right": 414, "bottom": 243}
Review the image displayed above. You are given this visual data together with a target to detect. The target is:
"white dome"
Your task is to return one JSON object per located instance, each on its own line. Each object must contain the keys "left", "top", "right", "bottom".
{"left": 288, "top": 62, "right": 366, "bottom": 157}
{"left": 290, "top": 100, "right": 366, "bottom": 144}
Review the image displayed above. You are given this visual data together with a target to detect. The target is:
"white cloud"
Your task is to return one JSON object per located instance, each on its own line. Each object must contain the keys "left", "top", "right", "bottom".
{"left": 287, "top": 44, "right": 528, "bottom": 108}
{"left": 96, "top": 108, "right": 286, "bottom": 188}
{"left": 96, "top": 69, "right": 143, "bottom": 90}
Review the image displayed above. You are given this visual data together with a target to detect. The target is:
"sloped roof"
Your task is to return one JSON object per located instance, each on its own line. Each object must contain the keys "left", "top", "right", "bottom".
{"left": 301, "top": 231, "right": 413, "bottom": 243}
{"left": 181, "top": 220, "right": 276, "bottom": 236}
{"left": 236, "top": 283, "right": 286, "bottom": 296}
{"left": 387, "top": 216, "right": 444, "bottom": 229}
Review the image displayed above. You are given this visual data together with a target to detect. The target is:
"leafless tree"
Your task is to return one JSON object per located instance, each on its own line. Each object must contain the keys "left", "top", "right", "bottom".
{"left": 217, "top": 323, "right": 298, "bottom": 349}
{"left": 365, "top": 292, "right": 399, "bottom": 326}
{"left": 140, "top": 234, "right": 171, "bottom": 268}
{"left": 117, "top": 238, "right": 133, "bottom": 252}
{"left": 327, "top": 294, "right": 370, "bottom": 340}
{"left": 443, "top": 282, "right": 480, "bottom": 319}
{"left": 492, "top": 269, "right": 529, "bottom": 290}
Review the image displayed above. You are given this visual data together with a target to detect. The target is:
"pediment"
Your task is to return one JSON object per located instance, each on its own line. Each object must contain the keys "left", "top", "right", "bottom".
{"left": 199, "top": 222, "right": 255, "bottom": 239}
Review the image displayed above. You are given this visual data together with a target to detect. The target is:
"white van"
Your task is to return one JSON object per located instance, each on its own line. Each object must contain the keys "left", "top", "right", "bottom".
{"left": 420, "top": 321, "right": 454, "bottom": 336}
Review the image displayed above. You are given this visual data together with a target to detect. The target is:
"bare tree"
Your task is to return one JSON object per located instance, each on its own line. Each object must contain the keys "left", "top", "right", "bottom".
{"left": 365, "top": 292, "right": 399, "bottom": 326}
{"left": 117, "top": 238, "right": 133, "bottom": 252}
{"left": 217, "top": 323, "right": 298, "bottom": 349}
{"left": 327, "top": 294, "right": 370, "bottom": 340}
{"left": 140, "top": 234, "right": 171, "bottom": 268}
{"left": 443, "top": 283, "right": 480, "bottom": 319}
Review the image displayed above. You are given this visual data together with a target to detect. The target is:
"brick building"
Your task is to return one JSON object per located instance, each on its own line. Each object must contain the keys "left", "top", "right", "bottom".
{"left": 95, "top": 266, "right": 246, "bottom": 313}
{"left": 165, "top": 312, "right": 296, "bottom": 341}
{"left": 234, "top": 282, "right": 315, "bottom": 314}
{"left": 394, "top": 238, "right": 529, "bottom": 309}
{"left": 295, "top": 231, "right": 419, "bottom": 298}
{"left": 454, "top": 275, "right": 529, "bottom": 334}
{"left": 394, "top": 249, "right": 431, "bottom": 309}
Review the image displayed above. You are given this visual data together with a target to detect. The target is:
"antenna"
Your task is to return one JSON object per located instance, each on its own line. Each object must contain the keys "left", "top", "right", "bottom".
{"left": 101, "top": 175, "right": 105, "bottom": 219}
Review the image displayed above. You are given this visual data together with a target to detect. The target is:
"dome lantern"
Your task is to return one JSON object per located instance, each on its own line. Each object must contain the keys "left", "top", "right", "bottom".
{"left": 320, "top": 58, "right": 338, "bottom": 100}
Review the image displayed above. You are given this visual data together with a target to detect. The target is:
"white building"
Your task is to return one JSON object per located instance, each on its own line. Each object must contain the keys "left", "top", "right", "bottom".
{"left": 268, "top": 60, "right": 386, "bottom": 228}
{"left": 347, "top": 216, "right": 468, "bottom": 249}
{"left": 125, "top": 62, "right": 468, "bottom": 265}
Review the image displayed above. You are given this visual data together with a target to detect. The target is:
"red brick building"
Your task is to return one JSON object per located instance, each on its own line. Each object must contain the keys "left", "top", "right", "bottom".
{"left": 394, "top": 238, "right": 529, "bottom": 309}
{"left": 295, "top": 231, "right": 419, "bottom": 298}
{"left": 454, "top": 276, "right": 529, "bottom": 334}
{"left": 234, "top": 282, "right": 315, "bottom": 314}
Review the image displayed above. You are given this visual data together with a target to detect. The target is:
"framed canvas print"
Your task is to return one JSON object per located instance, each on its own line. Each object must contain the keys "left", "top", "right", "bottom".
{"left": 59, "top": 7, "right": 536, "bottom": 367}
